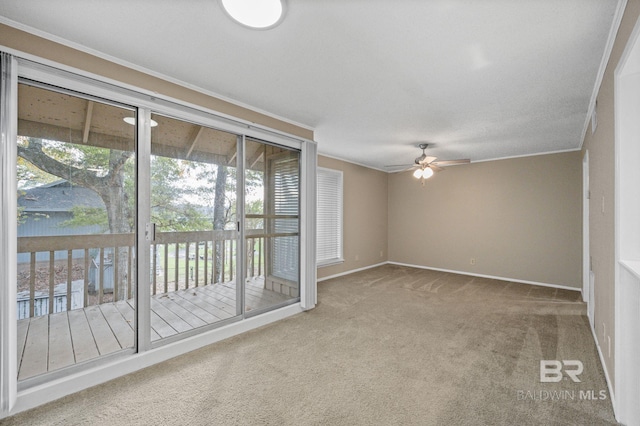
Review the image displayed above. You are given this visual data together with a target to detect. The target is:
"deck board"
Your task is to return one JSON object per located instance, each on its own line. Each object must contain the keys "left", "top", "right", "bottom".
{"left": 177, "top": 290, "right": 235, "bottom": 321}
{"left": 246, "top": 283, "right": 291, "bottom": 303}
{"left": 18, "top": 315, "right": 49, "bottom": 380}
{"left": 192, "top": 287, "right": 237, "bottom": 316}
{"left": 150, "top": 310, "right": 178, "bottom": 339}
{"left": 150, "top": 298, "right": 193, "bottom": 334}
{"left": 114, "top": 300, "right": 161, "bottom": 341}
{"left": 159, "top": 293, "right": 219, "bottom": 325}
{"left": 67, "top": 309, "right": 99, "bottom": 363}
{"left": 155, "top": 294, "right": 208, "bottom": 329}
{"left": 17, "top": 318, "right": 28, "bottom": 369}
{"left": 48, "top": 312, "right": 74, "bottom": 371}
{"left": 85, "top": 305, "right": 121, "bottom": 355}
{"left": 213, "top": 284, "right": 267, "bottom": 311}
{"left": 17, "top": 278, "right": 294, "bottom": 380}
{"left": 99, "top": 303, "right": 134, "bottom": 349}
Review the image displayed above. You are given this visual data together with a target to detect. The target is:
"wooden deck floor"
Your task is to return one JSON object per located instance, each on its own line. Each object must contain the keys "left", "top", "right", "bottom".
{"left": 17, "top": 279, "right": 291, "bottom": 381}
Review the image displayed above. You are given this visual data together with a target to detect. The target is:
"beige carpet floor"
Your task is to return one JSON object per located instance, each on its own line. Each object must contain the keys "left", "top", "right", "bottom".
{"left": 1, "top": 265, "right": 617, "bottom": 425}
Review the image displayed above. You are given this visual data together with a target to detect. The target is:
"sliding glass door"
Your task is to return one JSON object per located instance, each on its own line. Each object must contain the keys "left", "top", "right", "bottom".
{"left": 148, "top": 113, "right": 241, "bottom": 341}
{"left": 11, "top": 66, "right": 305, "bottom": 389}
{"left": 16, "top": 82, "right": 137, "bottom": 382}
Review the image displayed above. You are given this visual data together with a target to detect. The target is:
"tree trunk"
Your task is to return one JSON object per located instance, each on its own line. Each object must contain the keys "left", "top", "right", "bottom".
{"left": 93, "top": 150, "right": 133, "bottom": 298}
{"left": 213, "top": 165, "right": 228, "bottom": 283}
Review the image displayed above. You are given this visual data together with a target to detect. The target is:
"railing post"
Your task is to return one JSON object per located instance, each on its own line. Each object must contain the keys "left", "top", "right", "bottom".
{"left": 152, "top": 243, "right": 157, "bottom": 296}
{"left": 212, "top": 239, "right": 217, "bottom": 284}
{"left": 222, "top": 240, "right": 226, "bottom": 282}
{"left": 258, "top": 237, "right": 263, "bottom": 276}
{"left": 98, "top": 247, "right": 105, "bottom": 304}
{"left": 66, "top": 250, "right": 72, "bottom": 311}
{"left": 195, "top": 242, "right": 200, "bottom": 287}
{"left": 163, "top": 243, "right": 168, "bottom": 294}
{"left": 48, "top": 251, "right": 55, "bottom": 315}
{"left": 185, "top": 243, "right": 190, "bottom": 289}
{"left": 84, "top": 249, "right": 90, "bottom": 307}
{"left": 251, "top": 238, "right": 256, "bottom": 277}
{"left": 203, "top": 241, "right": 209, "bottom": 286}
{"left": 29, "top": 252, "right": 35, "bottom": 318}
{"left": 229, "top": 239, "right": 234, "bottom": 282}
{"left": 128, "top": 245, "right": 133, "bottom": 300}
{"left": 113, "top": 246, "right": 120, "bottom": 301}
{"left": 174, "top": 242, "right": 179, "bottom": 292}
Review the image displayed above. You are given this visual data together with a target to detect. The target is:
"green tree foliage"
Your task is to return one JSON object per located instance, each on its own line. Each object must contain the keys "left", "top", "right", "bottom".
{"left": 18, "top": 136, "right": 265, "bottom": 235}
{"left": 17, "top": 137, "right": 134, "bottom": 234}
{"left": 150, "top": 156, "right": 212, "bottom": 232}
{"left": 59, "top": 207, "right": 109, "bottom": 231}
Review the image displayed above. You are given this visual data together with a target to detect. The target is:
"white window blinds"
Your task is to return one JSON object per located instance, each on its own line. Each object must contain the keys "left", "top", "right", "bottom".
{"left": 317, "top": 167, "right": 343, "bottom": 266}
{"left": 270, "top": 152, "right": 300, "bottom": 283}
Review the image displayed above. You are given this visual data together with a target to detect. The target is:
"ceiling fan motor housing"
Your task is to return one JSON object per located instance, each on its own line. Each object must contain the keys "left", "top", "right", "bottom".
{"left": 416, "top": 143, "right": 429, "bottom": 164}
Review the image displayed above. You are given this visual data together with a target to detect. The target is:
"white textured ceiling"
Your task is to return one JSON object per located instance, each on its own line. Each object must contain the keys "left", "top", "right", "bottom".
{"left": 0, "top": 0, "right": 622, "bottom": 169}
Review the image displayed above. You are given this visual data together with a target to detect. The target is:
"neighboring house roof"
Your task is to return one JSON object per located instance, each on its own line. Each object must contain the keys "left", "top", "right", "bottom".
{"left": 18, "top": 180, "right": 105, "bottom": 212}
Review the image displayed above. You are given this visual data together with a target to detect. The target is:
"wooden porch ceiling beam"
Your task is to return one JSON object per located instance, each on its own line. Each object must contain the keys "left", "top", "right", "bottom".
{"left": 185, "top": 125, "right": 205, "bottom": 159}
{"left": 82, "top": 100, "right": 94, "bottom": 144}
{"left": 227, "top": 145, "right": 237, "bottom": 165}
{"left": 248, "top": 150, "right": 264, "bottom": 169}
{"left": 19, "top": 119, "right": 133, "bottom": 151}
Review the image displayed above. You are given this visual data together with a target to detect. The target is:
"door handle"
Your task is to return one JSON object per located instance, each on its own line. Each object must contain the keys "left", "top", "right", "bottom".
{"left": 145, "top": 222, "right": 156, "bottom": 242}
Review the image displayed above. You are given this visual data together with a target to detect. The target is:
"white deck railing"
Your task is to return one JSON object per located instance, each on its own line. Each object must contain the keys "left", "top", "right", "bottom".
{"left": 17, "top": 230, "right": 266, "bottom": 319}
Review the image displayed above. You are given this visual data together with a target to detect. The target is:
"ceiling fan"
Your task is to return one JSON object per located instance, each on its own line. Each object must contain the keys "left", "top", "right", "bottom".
{"left": 386, "top": 143, "right": 470, "bottom": 183}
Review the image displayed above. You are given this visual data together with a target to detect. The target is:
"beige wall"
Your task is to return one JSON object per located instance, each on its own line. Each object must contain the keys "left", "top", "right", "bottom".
{"left": 4, "top": 9, "right": 632, "bottom": 385}
{"left": 388, "top": 152, "right": 583, "bottom": 288}
{"left": 0, "top": 23, "right": 313, "bottom": 141}
{"left": 582, "top": 0, "right": 640, "bottom": 391}
{"left": 317, "top": 156, "right": 388, "bottom": 280}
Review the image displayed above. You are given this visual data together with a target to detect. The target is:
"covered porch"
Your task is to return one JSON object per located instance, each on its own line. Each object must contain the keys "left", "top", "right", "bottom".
{"left": 16, "top": 227, "right": 299, "bottom": 382}
{"left": 16, "top": 277, "right": 289, "bottom": 381}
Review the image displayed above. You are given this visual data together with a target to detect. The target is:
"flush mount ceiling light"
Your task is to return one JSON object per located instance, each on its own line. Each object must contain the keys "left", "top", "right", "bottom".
{"left": 123, "top": 117, "right": 158, "bottom": 127}
{"left": 220, "top": 0, "right": 285, "bottom": 29}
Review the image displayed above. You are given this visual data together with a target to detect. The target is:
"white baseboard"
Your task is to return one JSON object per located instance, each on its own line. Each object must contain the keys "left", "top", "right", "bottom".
{"left": 317, "top": 262, "right": 388, "bottom": 282}
{"left": 318, "top": 261, "right": 581, "bottom": 292}
{"left": 589, "top": 319, "right": 616, "bottom": 415}
{"left": 387, "top": 261, "right": 581, "bottom": 292}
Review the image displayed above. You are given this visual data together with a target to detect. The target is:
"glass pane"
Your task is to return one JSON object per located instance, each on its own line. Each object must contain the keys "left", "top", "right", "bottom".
{"left": 16, "top": 83, "right": 136, "bottom": 381}
{"left": 150, "top": 113, "right": 240, "bottom": 341}
{"left": 245, "top": 139, "right": 300, "bottom": 314}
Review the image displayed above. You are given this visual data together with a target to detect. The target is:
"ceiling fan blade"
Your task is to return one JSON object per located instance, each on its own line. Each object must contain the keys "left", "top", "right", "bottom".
{"left": 429, "top": 164, "right": 444, "bottom": 172}
{"left": 423, "top": 156, "right": 437, "bottom": 164}
{"left": 431, "top": 159, "right": 471, "bottom": 166}
{"left": 393, "top": 166, "right": 418, "bottom": 173}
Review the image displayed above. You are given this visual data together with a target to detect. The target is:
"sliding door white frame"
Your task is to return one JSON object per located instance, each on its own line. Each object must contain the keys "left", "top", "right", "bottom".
{"left": 237, "top": 135, "right": 247, "bottom": 317}
{"left": 137, "top": 107, "right": 152, "bottom": 352}
{"left": 300, "top": 141, "right": 317, "bottom": 309}
{"left": 0, "top": 53, "right": 317, "bottom": 418}
{"left": 0, "top": 52, "right": 18, "bottom": 416}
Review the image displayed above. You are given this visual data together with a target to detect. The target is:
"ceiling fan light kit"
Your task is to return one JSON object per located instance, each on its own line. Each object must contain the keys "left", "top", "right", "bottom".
{"left": 412, "top": 167, "right": 434, "bottom": 179}
{"left": 385, "top": 143, "right": 471, "bottom": 185}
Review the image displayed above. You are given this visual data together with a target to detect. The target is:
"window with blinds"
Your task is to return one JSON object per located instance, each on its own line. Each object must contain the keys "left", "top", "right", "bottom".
{"left": 270, "top": 152, "right": 300, "bottom": 283}
{"left": 317, "top": 167, "right": 343, "bottom": 266}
